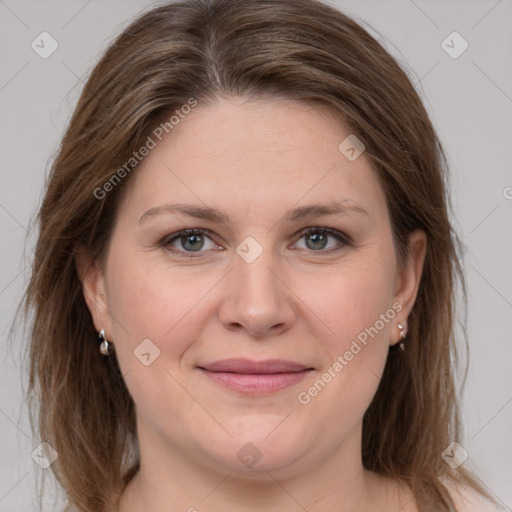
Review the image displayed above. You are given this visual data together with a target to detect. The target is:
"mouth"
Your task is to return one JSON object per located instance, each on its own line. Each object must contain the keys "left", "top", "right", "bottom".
{"left": 197, "top": 358, "right": 315, "bottom": 394}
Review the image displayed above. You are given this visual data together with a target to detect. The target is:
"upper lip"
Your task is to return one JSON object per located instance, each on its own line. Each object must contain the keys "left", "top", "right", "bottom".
{"left": 199, "top": 358, "right": 312, "bottom": 374}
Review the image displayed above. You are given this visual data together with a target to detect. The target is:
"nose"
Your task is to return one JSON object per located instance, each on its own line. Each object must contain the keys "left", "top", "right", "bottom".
{"left": 217, "top": 249, "right": 296, "bottom": 338}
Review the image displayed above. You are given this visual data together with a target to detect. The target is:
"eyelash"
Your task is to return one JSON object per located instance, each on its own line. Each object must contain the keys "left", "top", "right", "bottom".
{"left": 160, "top": 227, "right": 351, "bottom": 258}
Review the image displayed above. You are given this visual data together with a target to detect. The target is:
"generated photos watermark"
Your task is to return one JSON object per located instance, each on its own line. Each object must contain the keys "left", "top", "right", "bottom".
{"left": 93, "top": 97, "right": 198, "bottom": 200}
{"left": 297, "top": 301, "right": 403, "bottom": 405}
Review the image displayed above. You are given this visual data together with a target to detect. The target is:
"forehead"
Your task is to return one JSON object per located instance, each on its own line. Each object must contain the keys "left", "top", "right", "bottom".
{"left": 118, "top": 97, "right": 387, "bottom": 224}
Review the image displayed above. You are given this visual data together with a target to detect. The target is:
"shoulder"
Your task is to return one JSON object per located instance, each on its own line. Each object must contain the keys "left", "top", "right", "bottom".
{"left": 447, "top": 482, "right": 506, "bottom": 512}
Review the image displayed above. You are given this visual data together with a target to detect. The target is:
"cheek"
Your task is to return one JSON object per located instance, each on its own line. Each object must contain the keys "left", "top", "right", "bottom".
{"left": 304, "top": 260, "right": 395, "bottom": 349}
{"left": 299, "top": 253, "right": 396, "bottom": 405}
{"left": 104, "top": 253, "right": 215, "bottom": 425}
{"left": 294, "top": 268, "right": 394, "bottom": 438}
{"left": 105, "top": 250, "right": 218, "bottom": 359}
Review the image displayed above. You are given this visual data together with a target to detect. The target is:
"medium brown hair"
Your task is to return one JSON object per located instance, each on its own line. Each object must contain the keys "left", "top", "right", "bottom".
{"left": 19, "top": 0, "right": 497, "bottom": 510}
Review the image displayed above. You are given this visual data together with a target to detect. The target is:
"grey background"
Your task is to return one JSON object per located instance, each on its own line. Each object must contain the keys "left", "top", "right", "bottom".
{"left": 1, "top": 0, "right": 511, "bottom": 510}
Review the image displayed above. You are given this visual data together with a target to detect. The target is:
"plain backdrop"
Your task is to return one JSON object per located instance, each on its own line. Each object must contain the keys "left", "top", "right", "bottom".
{"left": 1, "top": 0, "right": 511, "bottom": 510}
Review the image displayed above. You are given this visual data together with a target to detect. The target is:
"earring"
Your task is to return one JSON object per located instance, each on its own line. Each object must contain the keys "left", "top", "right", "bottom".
{"left": 99, "top": 329, "right": 112, "bottom": 356}
{"left": 397, "top": 322, "right": 407, "bottom": 351}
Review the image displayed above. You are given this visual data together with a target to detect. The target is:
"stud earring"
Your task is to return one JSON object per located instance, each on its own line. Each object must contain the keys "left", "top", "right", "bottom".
{"left": 397, "top": 322, "right": 407, "bottom": 351}
{"left": 99, "top": 329, "right": 112, "bottom": 356}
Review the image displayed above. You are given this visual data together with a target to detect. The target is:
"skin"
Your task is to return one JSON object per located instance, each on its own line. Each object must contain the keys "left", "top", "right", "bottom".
{"left": 78, "top": 97, "right": 427, "bottom": 512}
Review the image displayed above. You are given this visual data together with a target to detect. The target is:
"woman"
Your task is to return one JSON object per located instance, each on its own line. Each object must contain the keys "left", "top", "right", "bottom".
{"left": 21, "top": 0, "right": 503, "bottom": 510}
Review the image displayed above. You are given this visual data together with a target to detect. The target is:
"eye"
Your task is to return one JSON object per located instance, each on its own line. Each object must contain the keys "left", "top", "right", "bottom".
{"left": 162, "top": 229, "right": 218, "bottom": 256}
{"left": 161, "top": 226, "right": 350, "bottom": 258}
{"left": 292, "top": 227, "right": 350, "bottom": 253}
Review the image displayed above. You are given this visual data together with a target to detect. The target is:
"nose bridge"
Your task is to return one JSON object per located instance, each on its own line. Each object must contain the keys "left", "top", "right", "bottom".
{"left": 237, "top": 245, "right": 279, "bottom": 298}
{"left": 218, "top": 236, "right": 296, "bottom": 336}
{"left": 234, "top": 238, "right": 283, "bottom": 310}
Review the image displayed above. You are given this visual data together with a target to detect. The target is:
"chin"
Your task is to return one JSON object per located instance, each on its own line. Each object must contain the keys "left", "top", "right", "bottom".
{"left": 199, "top": 424, "right": 309, "bottom": 475}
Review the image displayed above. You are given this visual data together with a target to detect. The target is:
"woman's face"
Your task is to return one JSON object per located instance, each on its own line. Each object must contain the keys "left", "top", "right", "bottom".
{"left": 81, "top": 97, "right": 426, "bottom": 478}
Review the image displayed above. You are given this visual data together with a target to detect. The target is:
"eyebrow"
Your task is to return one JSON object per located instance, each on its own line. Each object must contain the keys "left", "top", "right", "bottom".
{"left": 139, "top": 200, "right": 370, "bottom": 224}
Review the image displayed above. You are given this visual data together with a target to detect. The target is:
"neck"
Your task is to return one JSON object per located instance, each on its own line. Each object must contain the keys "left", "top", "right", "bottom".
{"left": 118, "top": 419, "right": 399, "bottom": 512}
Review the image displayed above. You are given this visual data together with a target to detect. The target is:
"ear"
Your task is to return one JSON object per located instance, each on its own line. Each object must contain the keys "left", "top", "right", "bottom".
{"left": 391, "top": 229, "right": 427, "bottom": 346}
{"left": 75, "top": 247, "right": 113, "bottom": 340}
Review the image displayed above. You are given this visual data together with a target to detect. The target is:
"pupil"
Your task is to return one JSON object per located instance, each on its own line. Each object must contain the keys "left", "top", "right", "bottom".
{"left": 307, "top": 232, "right": 327, "bottom": 250}
{"left": 182, "top": 234, "right": 203, "bottom": 251}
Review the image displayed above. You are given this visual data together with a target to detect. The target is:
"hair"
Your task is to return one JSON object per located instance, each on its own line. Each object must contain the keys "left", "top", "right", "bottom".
{"left": 17, "top": 0, "right": 498, "bottom": 510}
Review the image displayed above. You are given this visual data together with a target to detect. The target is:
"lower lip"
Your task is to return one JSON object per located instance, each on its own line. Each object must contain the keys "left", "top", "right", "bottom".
{"left": 200, "top": 369, "right": 312, "bottom": 394}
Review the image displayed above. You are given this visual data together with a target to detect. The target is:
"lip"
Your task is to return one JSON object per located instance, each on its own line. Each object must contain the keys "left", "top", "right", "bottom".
{"left": 198, "top": 358, "right": 314, "bottom": 394}
{"left": 200, "top": 358, "right": 312, "bottom": 373}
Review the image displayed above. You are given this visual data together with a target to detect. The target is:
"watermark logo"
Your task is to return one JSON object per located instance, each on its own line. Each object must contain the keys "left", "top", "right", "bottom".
{"left": 31, "top": 32, "right": 58, "bottom": 59}
{"left": 134, "top": 338, "right": 161, "bottom": 366}
{"left": 237, "top": 442, "right": 262, "bottom": 468}
{"left": 236, "top": 236, "right": 264, "bottom": 263}
{"left": 338, "top": 134, "right": 365, "bottom": 161}
{"left": 31, "top": 441, "right": 58, "bottom": 469}
{"left": 441, "top": 31, "right": 468, "bottom": 59}
{"left": 441, "top": 442, "right": 468, "bottom": 469}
